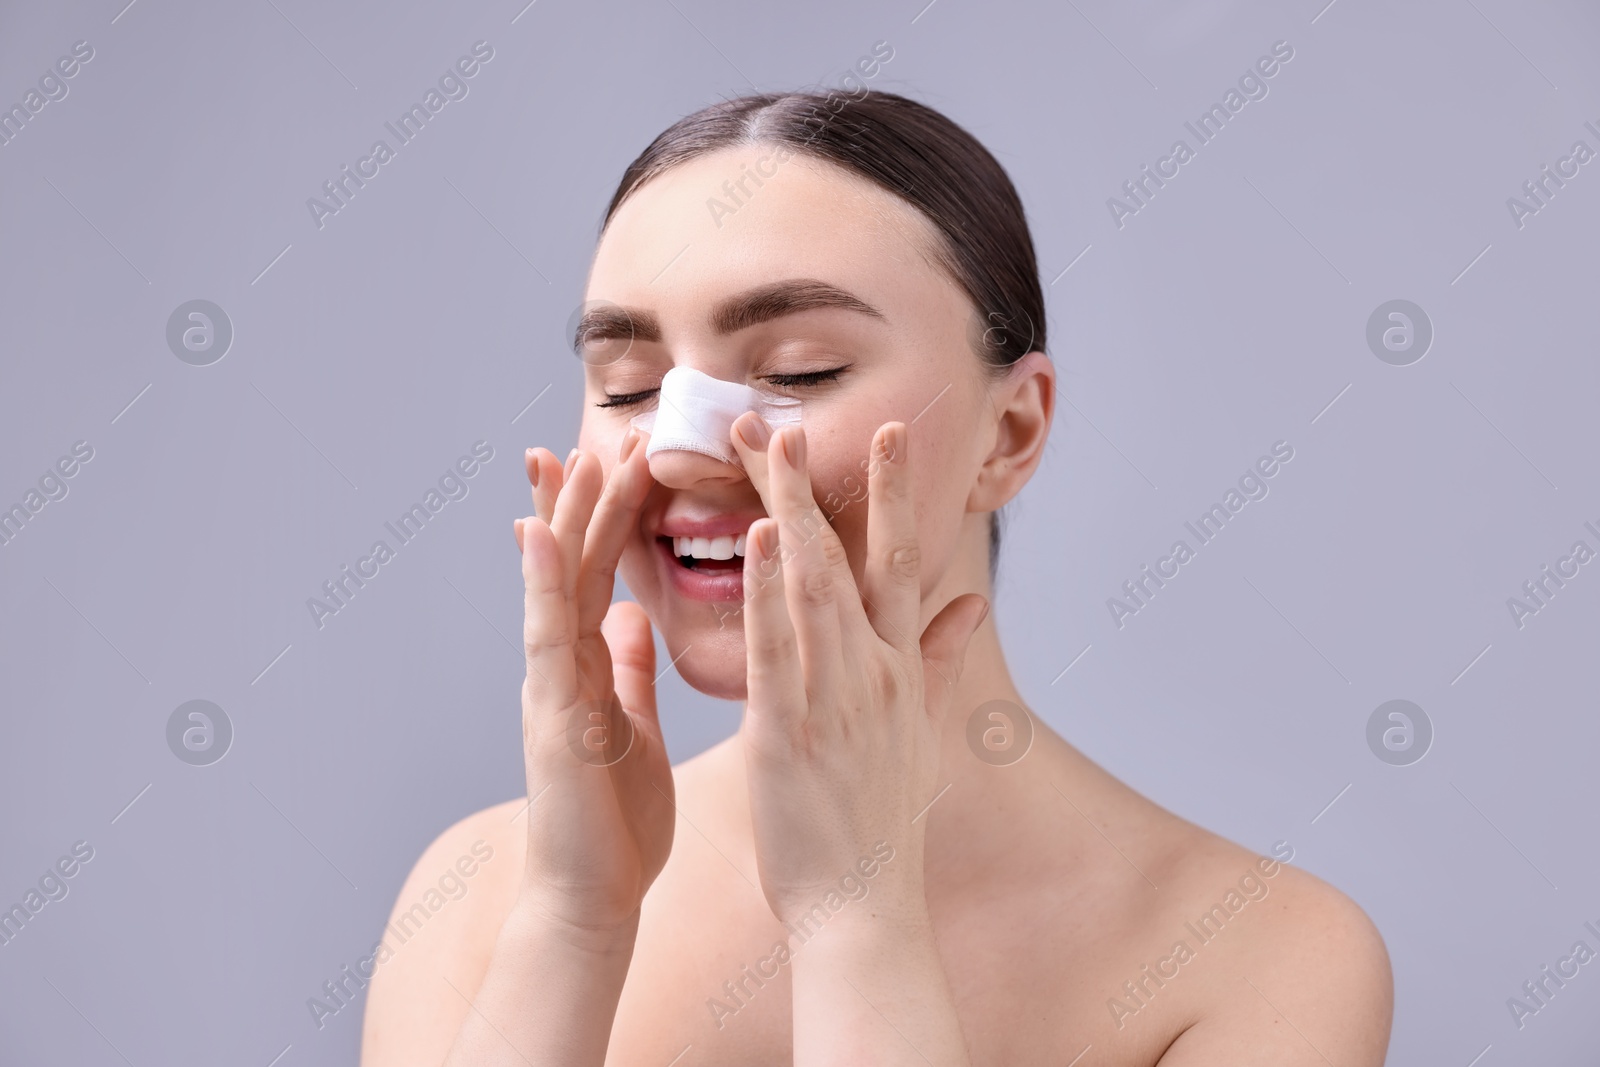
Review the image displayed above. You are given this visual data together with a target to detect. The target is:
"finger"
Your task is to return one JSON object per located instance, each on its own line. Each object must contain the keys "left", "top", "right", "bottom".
{"left": 918, "top": 593, "right": 990, "bottom": 713}
{"left": 764, "top": 424, "right": 847, "bottom": 692}
{"left": 741, "top": 519, "right": 805, "bottom": 727}
{"left": 600, "top": 599, "right": 658, "bottom": 730}
{"left": 730, "top": 411, "right": 776, "bottom": 515}
{"left": 861, "top": 422, "right": 920, "bottom": 653}
{"left": 514, "top": 447, "right": 564, "bottom": 553}
{"left": 549, "top": 449, "right": 603, "bottom": 606}
{"left": 725, "top": 412, "right": 773, "bottom": 637}
{"left": 734, "top": 416, "right": 860, "bottom": 613}
{"left": 521, "top": 514, "right": 580, "bottom": 714}
{"left": 576, "top": 428, "right": 654, "bottom": 634}
{"left": 531, "top": 447, "right": 563, "bottom": 523}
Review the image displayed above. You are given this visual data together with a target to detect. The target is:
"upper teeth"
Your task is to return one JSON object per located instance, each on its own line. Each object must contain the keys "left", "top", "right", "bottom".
{"left": 674, "top": 535, "right": 746, "bottom": 559}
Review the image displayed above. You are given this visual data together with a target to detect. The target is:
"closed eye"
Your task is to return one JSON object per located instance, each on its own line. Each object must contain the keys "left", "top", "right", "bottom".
{"left": 595, "top": 365, "right": 851, "bottom": 409}
{"left": 761, "top": 365, "right": 850, "bottom": 390}
{"left": 594, "top": 387, "right": 658, "bottom": 410}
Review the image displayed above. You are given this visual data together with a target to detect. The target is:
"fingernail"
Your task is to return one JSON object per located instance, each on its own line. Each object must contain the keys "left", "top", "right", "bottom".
{"left": 565, "top": 448, "right": 579, "bottom": 478}
{"left": 528, "top": 453, "right": 540, "bottom": 488}
{"left": 619, "top": 428, "right": 639, "bottom": 463}
{"left": 756, "top": 520, "right": 779, "bottom": 561}
{"left": 781, "top": 427, "right": 805, "bottom": 468}
{"left": 738, "top": 414, "right": 771, "bottom": 450}
{"left": 976, "top": 596, "right": 991, "bottom": 627}
{"left": 887, "top": 423, "right": 906, "bottom": 464}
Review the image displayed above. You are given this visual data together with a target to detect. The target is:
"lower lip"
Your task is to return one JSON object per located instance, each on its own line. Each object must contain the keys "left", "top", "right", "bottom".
{"left": 657, "top": 538, "right": 746, "bottom": 602}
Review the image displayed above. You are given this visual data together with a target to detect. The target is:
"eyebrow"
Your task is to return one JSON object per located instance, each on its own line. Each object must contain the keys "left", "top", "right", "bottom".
{"left": 572, "top": 278, "right": 886, "bottom": 354}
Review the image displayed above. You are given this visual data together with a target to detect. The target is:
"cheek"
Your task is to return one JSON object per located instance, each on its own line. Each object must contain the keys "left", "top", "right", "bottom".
{"left": 815, "top": 461, "right": 957, "bottom": 597}
{"left": 808, "top": 402, "right": 926, "bottom": 530}
{"left": 804, "top": 453, "right": 868, "bottom": 574}
{"left": 905, "top": 419, "right": 973, "bottom": 565}
{"left": 577, "top": 419, "right": 622, "bottom": 460}
{"left": 617, "top": 537, "right": 653, "bottom": 591}
{"left": 806, "top": 449, "right": 903, "bottom": 567}
{"left": 817, "top": 464, "right": 868, "bottom": 515}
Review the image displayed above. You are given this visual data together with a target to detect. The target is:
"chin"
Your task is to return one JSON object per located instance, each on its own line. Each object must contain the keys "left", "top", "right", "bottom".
{"left": 678, "top": 662, "right": 749, "bottom": 701}
{"left": 663, "top": 621, "right": 750, "bottom": 702}
{"left": 624, "top": 558, "right": 754, "bottom": 701}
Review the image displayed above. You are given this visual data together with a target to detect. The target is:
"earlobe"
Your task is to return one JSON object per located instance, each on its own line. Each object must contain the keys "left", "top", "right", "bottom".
{"left": 969, "top": 351, "right": 1053, "bottom": 513}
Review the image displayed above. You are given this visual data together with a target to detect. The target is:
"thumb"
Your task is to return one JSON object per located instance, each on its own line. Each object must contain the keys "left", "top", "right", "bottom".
{"left": 601, "top": 599, "right": 660, "bottom": 731}
{"left": 918, "top": 593, "right": 990, "bottom": 708}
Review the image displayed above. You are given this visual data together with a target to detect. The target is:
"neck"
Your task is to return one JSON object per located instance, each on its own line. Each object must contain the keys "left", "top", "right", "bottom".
{"left": 718, "top": 607, "right": 1076, "bottom": 893}
{"left": 912, "top": 529, "right": 1096, "bottom": 895}
{"left": 714, "top": 535, "right": 1086, "bottom": 895}
{"left": 922, "top": 608, "right": 1063, "bottom": 885}
{"left": 921, "top": 525, "right": 1036, "bottom": 807}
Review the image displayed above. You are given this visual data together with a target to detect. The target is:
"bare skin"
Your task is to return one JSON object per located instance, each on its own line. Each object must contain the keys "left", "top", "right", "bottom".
{"left": 360, "top": 147, "right": 1392, "bottom": 1066}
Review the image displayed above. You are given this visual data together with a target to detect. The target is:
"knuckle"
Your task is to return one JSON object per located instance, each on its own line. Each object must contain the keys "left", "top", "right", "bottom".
{"left": 785, "top": 711, "right": 825, "bottom": 756}
{"left": 797, "top": 567, "right": 834, "bottom": 607}
{"left": 588, "top": 556, "right": 619, "bottom": 585}
{"left": 818, "top": 527, "right": 849, "bottom": 570}
{"left": 525, "top": 563, "right": 564, "bottom": 597}
{"left": 522, "top": 621, "right": 573, "bottom": 662}
{"left": 609, "top": 644, "right": 653, "bottom": 677}
{"left": 869, "top": 662, "right": 904, "bottom": 701}
{"left": 884, "top": 540, "right": 920, "bottom": 579}
{"left": 753, "top": 631, "right": 791, "bottom": 663}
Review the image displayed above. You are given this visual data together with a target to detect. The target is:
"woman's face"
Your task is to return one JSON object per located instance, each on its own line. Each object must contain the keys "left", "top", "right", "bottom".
{"left": 576, "top": 145, "right": 1002, "bottom": 700}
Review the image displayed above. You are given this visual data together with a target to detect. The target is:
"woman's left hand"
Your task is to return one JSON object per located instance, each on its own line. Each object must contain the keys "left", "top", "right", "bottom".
{"left": 728, "top": 412, "right": 989, "bottom": 930}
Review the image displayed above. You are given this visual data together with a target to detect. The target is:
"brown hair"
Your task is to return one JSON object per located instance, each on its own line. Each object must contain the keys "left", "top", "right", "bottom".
{"left": 599, "top": 88, "right": 1046, "bottom": 580}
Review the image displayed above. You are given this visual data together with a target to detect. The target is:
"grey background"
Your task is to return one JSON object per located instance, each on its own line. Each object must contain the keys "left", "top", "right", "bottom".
{"left": 2, "top": 0, "right": 1597, "bottom": 1062}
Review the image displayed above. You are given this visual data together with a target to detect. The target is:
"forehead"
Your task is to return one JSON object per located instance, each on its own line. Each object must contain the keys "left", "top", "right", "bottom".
{"left": 586, "top": 146, "right": 955, "bottom": 321}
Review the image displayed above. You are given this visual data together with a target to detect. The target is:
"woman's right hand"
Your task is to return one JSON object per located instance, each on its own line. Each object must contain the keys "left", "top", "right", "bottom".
{"left": 512, "top": 429, "right": 674, "bottom": 939}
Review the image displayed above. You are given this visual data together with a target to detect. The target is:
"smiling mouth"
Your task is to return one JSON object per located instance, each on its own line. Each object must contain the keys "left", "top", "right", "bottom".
{"left": 658, "top": 534, "right": 748, "bottom": 572}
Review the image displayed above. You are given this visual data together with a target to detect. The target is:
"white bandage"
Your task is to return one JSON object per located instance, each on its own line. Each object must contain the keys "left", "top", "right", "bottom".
{"left": 629, "top": 366, "right": 803, "bottom": 468}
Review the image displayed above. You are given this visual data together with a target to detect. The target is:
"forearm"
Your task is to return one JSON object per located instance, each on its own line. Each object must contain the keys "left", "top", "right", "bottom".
{"left": 443, "top": 901, "right": 635, "bottom": 1067}
{"left": 790, "top": 906, "right": 971, "bottom": 1067}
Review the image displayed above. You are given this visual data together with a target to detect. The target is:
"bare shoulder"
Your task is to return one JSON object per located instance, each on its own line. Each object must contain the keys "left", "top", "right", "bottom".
{"left": 1051, "top": 742, "right": 1391, "bottom": 1063}
{"left": 1147, "top": 830, "right": 1393, "bottom": 1066}
{"left": 358, "top": 744, "right": 731, "bottom": 1066}
{"left": 359, "top": 797, "right": 527, "bottom": 1066}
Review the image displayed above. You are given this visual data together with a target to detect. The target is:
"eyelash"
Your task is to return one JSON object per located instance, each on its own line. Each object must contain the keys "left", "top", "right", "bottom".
{"left": 595, "top": 366, "right": 851, "bottom": 409}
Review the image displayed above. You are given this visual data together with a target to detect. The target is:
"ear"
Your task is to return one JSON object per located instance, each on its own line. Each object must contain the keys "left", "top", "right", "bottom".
{"left": 967, "top": 350, "right": 1054, "bottom": 514}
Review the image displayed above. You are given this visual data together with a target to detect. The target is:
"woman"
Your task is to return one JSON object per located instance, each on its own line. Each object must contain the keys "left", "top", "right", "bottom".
{"left": 361, "top": 89, "right": 1392, "bottom": 1065}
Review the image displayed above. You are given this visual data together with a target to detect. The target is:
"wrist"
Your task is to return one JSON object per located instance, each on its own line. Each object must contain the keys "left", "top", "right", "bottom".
{"left": 506, "top": 889, "right": 641, "bottom": 959}
{"left": 781, "top": 883, "right": 932, "bottom": 952}
{"left": 769, "top": 842, "right": 928, "bottom": 929}
{"left": 788, "top": 906, "right": 941, "bottom": 984}
{"left": 457, "top": 889, "right": 636, "bottom": 1066}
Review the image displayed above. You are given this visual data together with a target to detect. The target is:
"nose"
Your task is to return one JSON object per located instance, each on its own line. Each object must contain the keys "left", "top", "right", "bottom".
{"left": 647, "top": 443, "right": 746, "bottom": 491}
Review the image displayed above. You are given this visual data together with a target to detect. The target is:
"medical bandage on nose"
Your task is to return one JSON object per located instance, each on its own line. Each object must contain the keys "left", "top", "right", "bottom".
{"left": 629, "top": 366, "right": 803, "bottom": 468}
